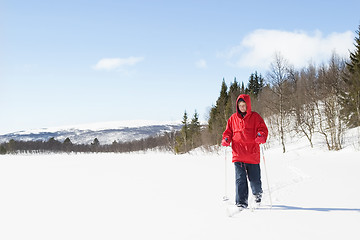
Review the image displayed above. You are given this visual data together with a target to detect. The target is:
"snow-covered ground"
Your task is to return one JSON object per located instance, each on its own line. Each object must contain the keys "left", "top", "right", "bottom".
{"left": 0, "top": 129, "right": 359, "bottom": 240}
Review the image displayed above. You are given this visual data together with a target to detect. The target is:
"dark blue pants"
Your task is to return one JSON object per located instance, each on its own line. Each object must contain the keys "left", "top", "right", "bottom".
{"left": 234, "top": 162, "right": 262, "bottom": 206}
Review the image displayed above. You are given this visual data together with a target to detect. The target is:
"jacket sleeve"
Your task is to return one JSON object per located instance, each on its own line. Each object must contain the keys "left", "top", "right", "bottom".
{"left": 256, "top": 114, "right": 268, "bottom": 142}
{"left": 222, "top": 117, "right": 233, "bottom": 142}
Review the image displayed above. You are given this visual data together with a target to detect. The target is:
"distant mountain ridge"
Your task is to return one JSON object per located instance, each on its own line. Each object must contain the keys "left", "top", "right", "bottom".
{"left": 0, "top": 120, "right": 182, "bottom": 145}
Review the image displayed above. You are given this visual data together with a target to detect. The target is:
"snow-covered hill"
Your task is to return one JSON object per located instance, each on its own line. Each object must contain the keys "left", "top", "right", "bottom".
{"left": 0, "top": 120, "right": 182, "bottom": 144}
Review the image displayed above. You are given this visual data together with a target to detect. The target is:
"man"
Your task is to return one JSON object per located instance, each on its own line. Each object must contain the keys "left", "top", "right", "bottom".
{"left": 221, "top": 94, "right": 268, "bottom": 208}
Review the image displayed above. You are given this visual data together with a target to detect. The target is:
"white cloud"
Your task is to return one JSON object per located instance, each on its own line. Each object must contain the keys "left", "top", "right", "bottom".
{"left": 195, "top": 59, "right": 207, "bottom": 69}
{"left": 222, "top": 29, "right": 355, "bottom": 70}
{"left": 93, "top": 57, "right": 144, "bottom": 71}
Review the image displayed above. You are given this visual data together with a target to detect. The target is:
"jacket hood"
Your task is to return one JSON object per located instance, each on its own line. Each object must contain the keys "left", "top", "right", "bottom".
{"left": 236, "top": 94, "right": 252, "bottom": 117}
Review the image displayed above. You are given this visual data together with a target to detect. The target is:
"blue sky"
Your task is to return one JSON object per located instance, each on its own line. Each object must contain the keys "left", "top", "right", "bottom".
{"left": 1, "top": 0, "right": 360, "bottom": 134}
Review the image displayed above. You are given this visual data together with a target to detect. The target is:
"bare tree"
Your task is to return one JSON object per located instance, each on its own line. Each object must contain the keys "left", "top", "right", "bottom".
{"left": 315, "top": 53, "right": 346, "bottom": 150}
{"left": 293, "top": 64, "right": 318, "bottom": 148}
{"left": 265, "top": 53, "right": 293, "bottom": 153}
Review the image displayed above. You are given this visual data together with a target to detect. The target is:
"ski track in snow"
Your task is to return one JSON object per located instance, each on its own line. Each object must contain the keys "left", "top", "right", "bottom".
{"left": 0, "top": 134, "right": 360, "bottom": 240}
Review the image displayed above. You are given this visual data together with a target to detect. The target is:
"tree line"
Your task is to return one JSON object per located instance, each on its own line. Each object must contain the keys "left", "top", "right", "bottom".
{"left": 0, "top": 132, "right": 178, "bottom": 154}
{"left": 206, "top": 25, "right": 360, "bottom": 153}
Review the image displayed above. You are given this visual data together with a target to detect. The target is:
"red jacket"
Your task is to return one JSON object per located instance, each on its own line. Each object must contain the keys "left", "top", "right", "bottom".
{"left": 222, "top": 94, "right": 268, "bottom": 164}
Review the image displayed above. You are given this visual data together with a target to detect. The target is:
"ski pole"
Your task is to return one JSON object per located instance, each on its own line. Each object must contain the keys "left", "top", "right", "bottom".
{"left": 261, "top": 144, "right": 272, "bottom": 209}
{"left": 223, "top": 146, "right": 229, "bottom": 201}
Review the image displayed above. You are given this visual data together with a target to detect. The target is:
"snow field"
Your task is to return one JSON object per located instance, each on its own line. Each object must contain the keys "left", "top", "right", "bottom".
{"left": 0, "top": 140, "right": 359, "bottom": 240}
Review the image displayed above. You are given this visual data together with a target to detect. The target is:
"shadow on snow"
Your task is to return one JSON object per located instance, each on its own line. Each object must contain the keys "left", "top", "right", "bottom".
{"left": 262, "top": 205, "right": 360, "bottom": 213}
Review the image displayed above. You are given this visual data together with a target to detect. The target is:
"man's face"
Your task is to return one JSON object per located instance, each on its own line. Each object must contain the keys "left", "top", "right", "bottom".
{"left": 238, "top": 101, "right": 247, "bottom": 113}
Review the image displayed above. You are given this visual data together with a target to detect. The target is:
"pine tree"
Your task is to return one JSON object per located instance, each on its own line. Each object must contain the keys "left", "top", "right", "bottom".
{"left": 208, "top": 79, "right": 229, "bottom": 145}
{"left": 181, "top": 111, "right": 189, "bottom": 151}
{"left": 92, "top": 138, "right": 100, "bottom": 146}
{"left": 247, "top": 71, "right": 265, "bottom": 97}
{"left": 91, "top": 138, "right": 100, "bottom": 152}
{"left": 248, "top": 73, "right": 257, "bottom": 96}
{"left": 225, "top": 78, "right": 241, "bottom": 117}
{"left": 217, "top": 78, "right": 229, "bottom": 109}
{"left": 63, "top": 137, "right": 73, "bottom": 152}
{"left": 340, "top": 25, "right": 360, "bottom": 127}
{"left": 175, "top": 111, "right": 190, "bottom": 153}
{"left": 189, "top": 110, "right": 201, "bottom": 149}
{"left": 64, "top": 137, "right": 72, "bottom": 145}
{"left": 241, "top": 82, "right": 245, "bottom": 93}
{"left": 255, "top": 71, "right": 265, "bottom": 96}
